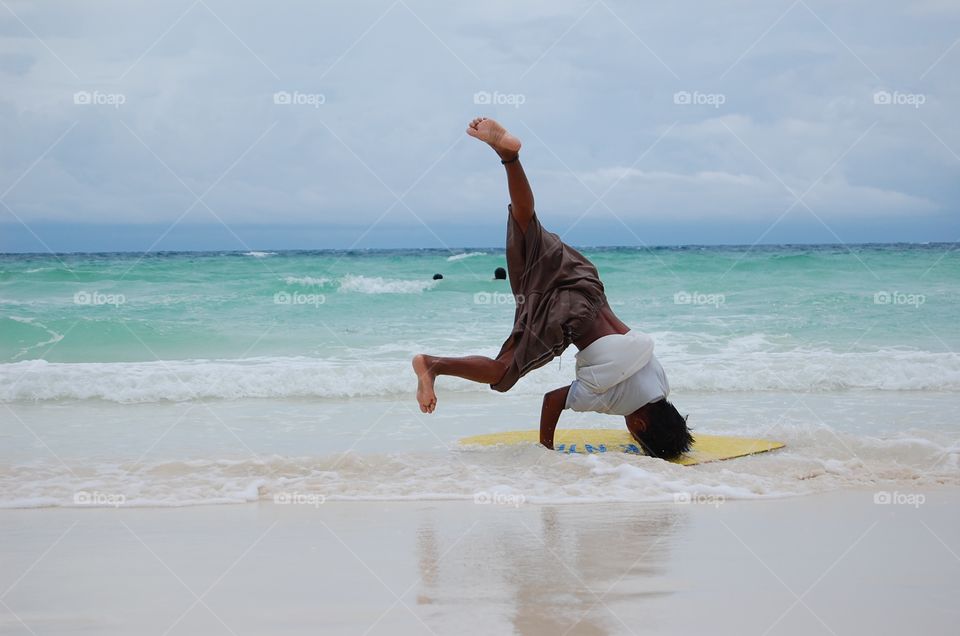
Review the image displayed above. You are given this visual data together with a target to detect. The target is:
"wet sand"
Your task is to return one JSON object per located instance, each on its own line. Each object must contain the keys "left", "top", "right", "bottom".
{"left": 1, "top": 488, "right": 958, "bottom": 635}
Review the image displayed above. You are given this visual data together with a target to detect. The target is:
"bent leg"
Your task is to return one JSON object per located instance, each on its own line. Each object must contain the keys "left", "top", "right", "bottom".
{"left": 412, "top": 348, "right": 514, "bottom": 413}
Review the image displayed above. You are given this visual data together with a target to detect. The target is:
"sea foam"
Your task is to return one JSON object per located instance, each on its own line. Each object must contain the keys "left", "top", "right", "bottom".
{"left": 2, "top": 346, "right": 959, "bottom": 403}
{"left": 1, "top": 422, "right": 955, "bottom": 508}
{"left": 337, "top": 275, "right": 438, "bottom": 294}
{"left": 447, "top": 252, "right": 487, "bottom": 262}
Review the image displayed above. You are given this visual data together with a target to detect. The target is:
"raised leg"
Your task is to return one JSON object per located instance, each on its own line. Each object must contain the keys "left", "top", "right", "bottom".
{"left": 466, "top": 117, "right": 534, "bottom": 234}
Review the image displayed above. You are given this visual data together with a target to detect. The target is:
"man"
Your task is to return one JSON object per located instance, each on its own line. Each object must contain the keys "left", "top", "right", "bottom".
{"left": 412, "top": 117, "right": 693, "bottom": 459}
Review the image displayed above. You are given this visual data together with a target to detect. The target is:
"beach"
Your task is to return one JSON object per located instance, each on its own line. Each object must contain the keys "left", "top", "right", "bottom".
{"left": 2, "top": 246, "right": 958, "bottom": 634}
{"left": 4, "top": 0, "right": 959, "bottom": 631}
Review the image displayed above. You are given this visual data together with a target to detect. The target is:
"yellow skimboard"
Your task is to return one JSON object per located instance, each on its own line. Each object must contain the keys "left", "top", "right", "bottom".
{"left": 459, "top": 429, "right": 784, "bottom": 466}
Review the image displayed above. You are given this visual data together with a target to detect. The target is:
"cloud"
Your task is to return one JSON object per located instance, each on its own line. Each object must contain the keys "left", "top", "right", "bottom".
{"left": 567, "top": 165, "right": 938, "bottom": 222}
{"left": 0, "top": 0, "right": 957, "bottom": 249}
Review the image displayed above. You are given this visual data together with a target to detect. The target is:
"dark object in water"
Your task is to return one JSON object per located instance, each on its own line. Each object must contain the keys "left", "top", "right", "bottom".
{"left": 494, "top": 267, "right": 507, "bottom": 280}
{"left": 433, "top": 273, "right": 443, "bottom": 280}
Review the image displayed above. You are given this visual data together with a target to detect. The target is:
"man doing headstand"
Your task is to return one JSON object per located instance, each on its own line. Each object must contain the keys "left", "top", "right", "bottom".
{"left": 412, "top": 118, "right": 693, "bottom": 459}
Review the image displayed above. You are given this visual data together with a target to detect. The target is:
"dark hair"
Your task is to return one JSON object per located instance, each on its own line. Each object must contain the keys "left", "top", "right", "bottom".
{"left": 632, "top": 400, "right": 693, "bottom": 460}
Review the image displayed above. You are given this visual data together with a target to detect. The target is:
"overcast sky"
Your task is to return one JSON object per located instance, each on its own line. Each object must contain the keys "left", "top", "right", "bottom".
{"left": 1, "top": 0, "right": 958, "bottom": 252}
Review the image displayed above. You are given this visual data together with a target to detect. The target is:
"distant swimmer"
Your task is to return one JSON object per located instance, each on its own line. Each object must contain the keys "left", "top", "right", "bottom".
{"left": 412, "top": 118, "right": 692, "bottom": 459}
{"left": 433, "top": 273, "right": 443, "bottom": 280}
{"left": 493, "top": 267, "right": 507, "bottom": 280}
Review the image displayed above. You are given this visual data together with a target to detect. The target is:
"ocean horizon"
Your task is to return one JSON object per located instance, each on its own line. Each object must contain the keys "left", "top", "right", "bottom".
{"left": 3, "top": 240, "right": 956, "bottom": 256}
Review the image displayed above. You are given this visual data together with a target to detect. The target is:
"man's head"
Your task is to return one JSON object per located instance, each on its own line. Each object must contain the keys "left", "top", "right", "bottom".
{"left": 625, "top": 399, "right": 693, "bottom": 460}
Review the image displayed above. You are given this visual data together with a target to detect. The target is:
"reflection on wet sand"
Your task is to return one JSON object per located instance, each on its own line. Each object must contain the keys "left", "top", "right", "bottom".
{"left": 414, "top": 504, "right": 685, "bottom": 635}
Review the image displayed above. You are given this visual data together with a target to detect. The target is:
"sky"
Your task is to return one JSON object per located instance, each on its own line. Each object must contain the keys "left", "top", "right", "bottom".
{"left": 1, "top": 0, "right": 958, "bottom": 252}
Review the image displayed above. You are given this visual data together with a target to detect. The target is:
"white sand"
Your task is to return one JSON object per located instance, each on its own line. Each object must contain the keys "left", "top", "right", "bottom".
{"left": 1, "top": 489, "right": 958, "bottom": 635}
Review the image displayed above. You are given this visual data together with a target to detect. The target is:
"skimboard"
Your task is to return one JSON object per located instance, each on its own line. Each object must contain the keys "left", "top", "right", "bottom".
{"left": 459, "top": 429, "right": 784, "bottom": 466}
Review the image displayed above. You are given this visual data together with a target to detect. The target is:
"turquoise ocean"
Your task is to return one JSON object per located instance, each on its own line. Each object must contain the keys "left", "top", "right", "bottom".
{"left": 2, "top": 245, "right": 958, "bottom": 507}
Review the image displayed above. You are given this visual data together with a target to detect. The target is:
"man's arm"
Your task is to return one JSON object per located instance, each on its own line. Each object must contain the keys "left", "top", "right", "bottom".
{"left": 539, "top": 385, "right": 570, "bottom": 450}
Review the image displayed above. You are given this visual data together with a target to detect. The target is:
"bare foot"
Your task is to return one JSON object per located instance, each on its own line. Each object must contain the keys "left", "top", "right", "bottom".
{"left": 412, "top": 354, "right": 437, "bottom": 414}
{"left": 466, "top": 117, "right": 522, "bottom": 159}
